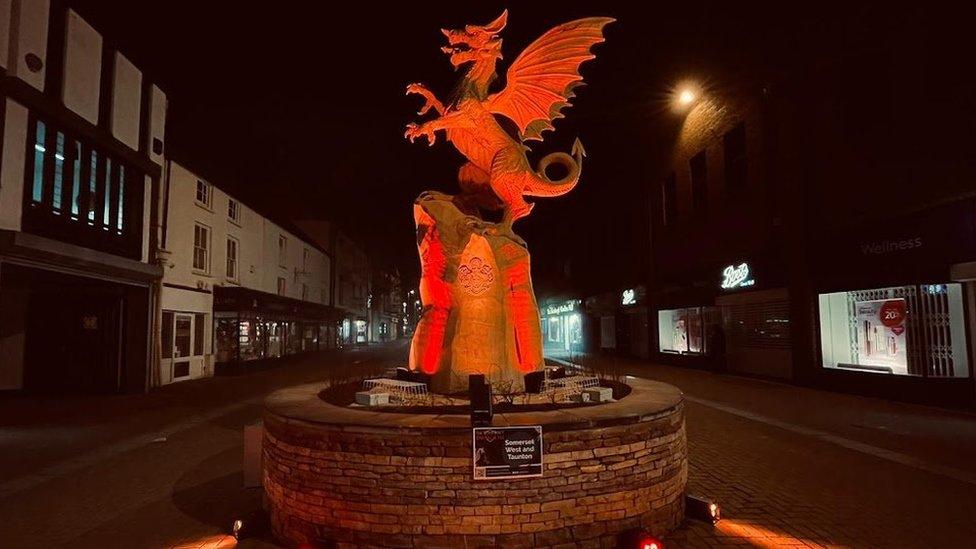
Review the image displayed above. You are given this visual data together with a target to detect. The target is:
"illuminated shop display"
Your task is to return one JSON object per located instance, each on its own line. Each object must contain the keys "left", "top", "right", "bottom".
{"left": 541, "top": 299, "right": 583, "bottom": 353}
{"left": 818, "top": 283, "right": 969, "bottom": 377}
{"left": 212, "top": 287, "right": 339, "bottom": 370}
{"left": 658, "top": 308, "right": 705, "bottom": 354}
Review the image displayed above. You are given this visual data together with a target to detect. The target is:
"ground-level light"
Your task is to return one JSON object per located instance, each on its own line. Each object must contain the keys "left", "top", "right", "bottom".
{"left": 686, "top": 494, "right": 721, "bottom": 523}
{"left": 619, "top": 527, "right": 665, "bottom": 548}
{"left": 232, "top": 518, "right": 243, "bottom": 539}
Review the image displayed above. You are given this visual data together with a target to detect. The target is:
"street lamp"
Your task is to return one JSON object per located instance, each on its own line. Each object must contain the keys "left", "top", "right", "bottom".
{"left": 672, "top": 80, "right": 701, "bottom": 112}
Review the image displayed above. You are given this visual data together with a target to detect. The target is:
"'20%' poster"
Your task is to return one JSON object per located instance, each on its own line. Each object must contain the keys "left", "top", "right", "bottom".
{"left": 854, "top": 298, "right": 908, "bottom": 374}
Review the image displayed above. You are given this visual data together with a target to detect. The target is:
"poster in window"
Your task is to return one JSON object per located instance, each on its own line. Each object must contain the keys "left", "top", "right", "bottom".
{"left": 854, "top": 299, "right": 908, "bottom": 373}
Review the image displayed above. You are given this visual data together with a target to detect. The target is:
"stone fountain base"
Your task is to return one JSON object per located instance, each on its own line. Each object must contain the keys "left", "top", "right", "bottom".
{"left": 262, "top": 378, "right": 687, "bottom": 548}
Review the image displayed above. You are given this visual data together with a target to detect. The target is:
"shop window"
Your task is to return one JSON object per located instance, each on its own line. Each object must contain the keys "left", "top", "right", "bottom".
{"left": 658, "top": 308, "right": 705, "bottom": 354}
{"left": 690, "top": 151, "right": 707, "bottom": 214}
{"left": 194, "top": 313, "right": 206, "bottom": 356}
{"left": 818, "top": 284, "right": 969, "bottom": 378}
{"left": 214, "top": 314, "right": 239, "bottom": 363}
{"left": 724, "top": 122, "right": 747, "bottom": 192}
{"left": 226, "top": 237, "right": 239, "bottom": 281}
{"left": 662, "top": 172, "right": 677, "bottom": 226}
{"left": 548, "top": 317, "right": 562, "bottom": 342}
{"left": 193, "top": 224, "right": 210, "bottom": 272}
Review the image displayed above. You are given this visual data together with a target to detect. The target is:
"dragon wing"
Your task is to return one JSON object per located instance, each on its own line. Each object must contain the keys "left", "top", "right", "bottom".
{"left": 487, "top": 17, "right": 614, "bottom": 142}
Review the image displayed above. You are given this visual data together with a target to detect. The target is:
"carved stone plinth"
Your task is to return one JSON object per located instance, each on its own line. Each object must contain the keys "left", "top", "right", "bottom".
{"left": 408, "top": 192, "right": 543, "bottom": 393}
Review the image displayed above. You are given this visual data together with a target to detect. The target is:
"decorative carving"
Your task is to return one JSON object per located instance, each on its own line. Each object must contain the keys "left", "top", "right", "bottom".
{"left": 458, "top": 257, "right": 494, "bottom": 296}
{"left": 406, "top": 11, "right": 612, "bottom": 392}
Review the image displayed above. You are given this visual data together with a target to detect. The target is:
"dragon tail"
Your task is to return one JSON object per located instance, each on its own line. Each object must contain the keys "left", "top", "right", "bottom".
{"left": 523, "top": 138, "right": 586, "bottom": 198}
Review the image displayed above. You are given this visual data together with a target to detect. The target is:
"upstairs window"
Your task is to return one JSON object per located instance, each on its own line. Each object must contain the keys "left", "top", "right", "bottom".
{"left": 303, "top": 248, "right": 311, "bottom": 271}
{"left": 195, "top": 180, "right": 212, "bottom": 208}
{"left": 690, "top": 150, "right": 707, "bottom": 214}
{"left": 226, "top": 237, "right": 239, "bottom": 280}
{"left": 228, "top": 199, "right": 241, "bottom": 224}
{"left": 193, "top": 224, "right": 210, "bottom": 272}
{"left": 24, "top": 116, "right": 143, "bottom": 259}
{"left": 277, "top": 277, "right": 287, "bottom": 296}
{"left": 278, "top": 235, "right": 287, "bottom": 266}
{"left": 724, "top": 122, "right": 747, "bottom": 192}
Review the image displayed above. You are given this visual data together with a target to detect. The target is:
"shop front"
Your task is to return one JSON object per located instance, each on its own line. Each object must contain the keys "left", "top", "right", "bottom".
{"left": 652, "top": 256, "right": 793, "bottom": 379}
{"left": 213, "top": 286, "right": 340, "bottom": 374}
{"left": 807, "top": 199, "right": 976, "bottom": 407}
{"left": 585, "top": 286, "right": 650, "bottom": 358}
{"left": 540, "top": 298, "right": 584, "bottom": 356}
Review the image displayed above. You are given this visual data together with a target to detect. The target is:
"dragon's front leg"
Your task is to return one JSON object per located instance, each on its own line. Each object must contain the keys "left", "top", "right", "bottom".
{"left": 404, "top": 111, "right": 465, "bottom": 146}
{"left": 406, "top": 83, "right": 445, "bottom": 116}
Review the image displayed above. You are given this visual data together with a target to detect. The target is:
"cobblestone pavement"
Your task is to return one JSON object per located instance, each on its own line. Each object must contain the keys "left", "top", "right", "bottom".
{"left": 2, "top": 345, "right": 975, "bottom": 548}
{"left": 567, "top": 355, "right": 976, "bottom": 549}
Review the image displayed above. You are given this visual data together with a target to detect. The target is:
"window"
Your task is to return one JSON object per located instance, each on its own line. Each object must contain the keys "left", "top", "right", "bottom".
{"left": 226, "top": 237, "right": 239, "bottom": 280}
{"left": 818, "top": 284, "right": 968, "bottom": 378}
{"left": 161, "top": 312, "right": 174, "bottom": 359}
{"left": 662, "top": 172, "right": 677, "bottom": 226}
{"left": 195, "top": 180, "right": 211, "bottom": 208}
{"left": 302, "top": 283, "right": 309, "bottom": 301}
{"left": 303, "top": 248, "right": 310, "bottom": 271}
{"left": 659, "top": 308, "right": 704, "bottom": 354}
{"left": 723, "top": 122, "right": 747, "bottom": 192}
{"left": 228, "top": 199, "right": 240, "bottom": 223}
{"left": 277, "top": 277, "right": 286, "bottom": 296}
{"left": 278, "top": 235, "right": 287, "bottom": 266}
{"left": 194, "top": 313, "right": 206, "bottom": 356}
{"left": 24, "top": 116, "right": 143, "bottom": 259}
{"left": 690, "top": 150, "right": 707, "bottom": 214}
{"left": 657, "top": 307, "right": 723, "bottom": 355}
{"left": 193, "top": 224, "right": 210, "bottom": 272}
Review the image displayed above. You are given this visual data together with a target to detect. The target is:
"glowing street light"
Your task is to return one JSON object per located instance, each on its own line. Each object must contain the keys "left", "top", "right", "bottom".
{"left": 678, "top": 89, "right": 696, "bottom": 105}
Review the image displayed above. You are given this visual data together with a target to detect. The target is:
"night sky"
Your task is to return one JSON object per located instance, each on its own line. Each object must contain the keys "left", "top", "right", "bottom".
{"left": 69, "top": 1, "right": 871, "bottom": 295}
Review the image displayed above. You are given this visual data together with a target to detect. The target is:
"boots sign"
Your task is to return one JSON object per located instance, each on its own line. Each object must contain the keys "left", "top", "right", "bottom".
{"left": 720, "top": 262, "right": 755, "bottom": 290}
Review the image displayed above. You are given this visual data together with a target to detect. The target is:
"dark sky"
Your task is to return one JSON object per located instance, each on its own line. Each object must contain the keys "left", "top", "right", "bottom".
{"left": 69, "top": 1, "right": 837, "bottom": 295}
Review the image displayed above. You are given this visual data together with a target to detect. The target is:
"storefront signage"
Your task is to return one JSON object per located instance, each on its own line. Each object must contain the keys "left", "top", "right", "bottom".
{"left": 860, "top": 237, "right": 923, "bottom": 256}
{"left": 720, "top": 263, "right": 755, "bottom": 290}
{"left": 621, "top": 288, "right": 637, "bottom": 306}
{"left": 472, "top": 426, "right": 543, "bottom": 480}
{"left": 546, "top": 301, "right": 576, "bottom": 315}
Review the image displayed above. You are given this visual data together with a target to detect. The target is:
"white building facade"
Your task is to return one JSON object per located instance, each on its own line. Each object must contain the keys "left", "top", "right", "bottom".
{"left": 0, "top": 1, "right": 167, "bottom": 393}
{"left": 159, "top": 161, "right": 336, "bottom": 383}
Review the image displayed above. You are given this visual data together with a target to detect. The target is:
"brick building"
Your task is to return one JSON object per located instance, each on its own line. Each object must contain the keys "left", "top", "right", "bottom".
{"left": 647, "top": 7, "right": 976, "bottom": 407}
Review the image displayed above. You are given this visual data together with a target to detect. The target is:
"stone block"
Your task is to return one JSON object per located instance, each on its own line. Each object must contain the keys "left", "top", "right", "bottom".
{"left": 355, "top": 392, "right": 390, "bottom": 406}
{"left": 584, "top": 387, "right": 614, "bottom": 402}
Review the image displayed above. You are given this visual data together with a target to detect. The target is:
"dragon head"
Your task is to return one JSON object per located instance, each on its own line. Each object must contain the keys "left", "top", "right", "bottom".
{"left": 440, "top": 10, "right": 507, "bottom": 71}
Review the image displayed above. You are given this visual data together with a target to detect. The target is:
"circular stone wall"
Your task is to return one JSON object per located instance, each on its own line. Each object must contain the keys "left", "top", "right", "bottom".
{"left": 263, "top": 378, "right": 686, "bottom": 548}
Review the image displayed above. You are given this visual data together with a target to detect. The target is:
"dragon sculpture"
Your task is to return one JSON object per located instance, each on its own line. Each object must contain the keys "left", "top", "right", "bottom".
{"left": 405, "top": 9, "right": 614, "bottom": 224}
{"left": 404, "top": 10, "right": 612, "bottom": 392}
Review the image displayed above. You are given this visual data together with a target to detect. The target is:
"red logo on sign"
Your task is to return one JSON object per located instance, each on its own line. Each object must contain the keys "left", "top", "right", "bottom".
{"left": 879, "top": 300, "right": 906, "bottom": 328}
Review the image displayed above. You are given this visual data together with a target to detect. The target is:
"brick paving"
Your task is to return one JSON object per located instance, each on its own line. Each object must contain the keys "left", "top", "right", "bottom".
{"left": 2, "top": 345, "right": 976, "bottom": 548}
